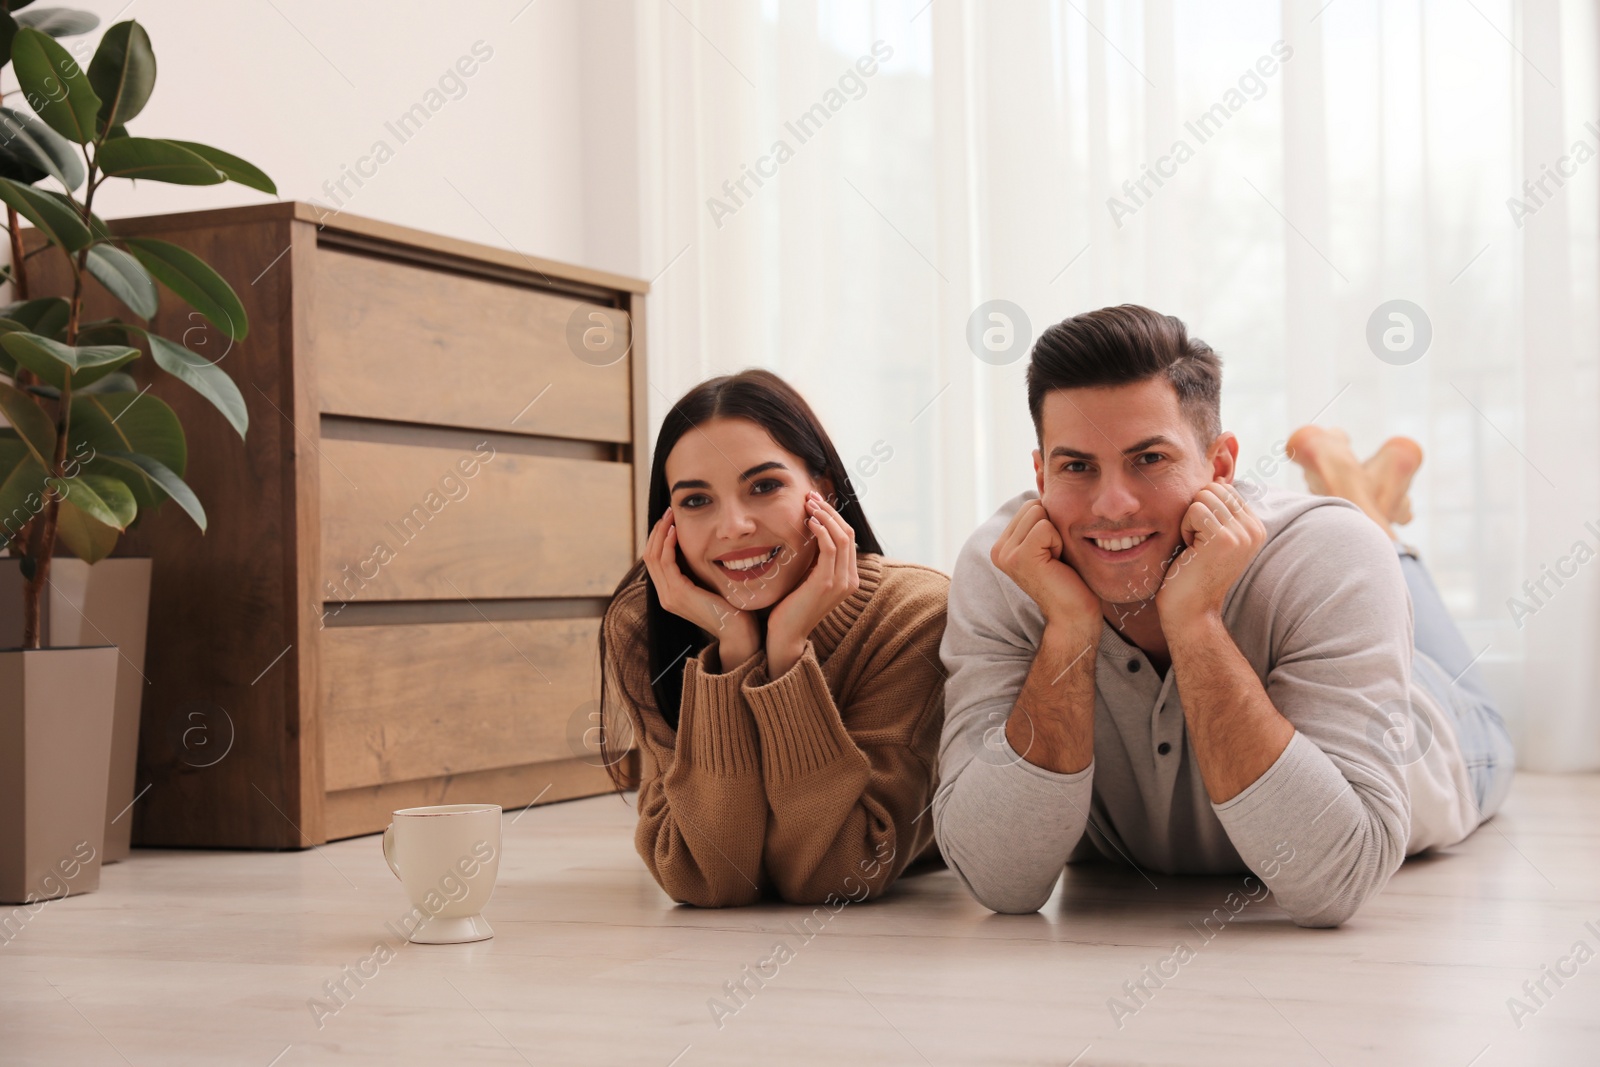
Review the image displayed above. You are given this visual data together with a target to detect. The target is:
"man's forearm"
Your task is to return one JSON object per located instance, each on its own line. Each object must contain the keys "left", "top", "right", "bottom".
{"left": 1005, "top": 623, "right": 1100, "bottom": 774}
{"left": 1167, "top": 612, "right": 1294, "bottom": 803}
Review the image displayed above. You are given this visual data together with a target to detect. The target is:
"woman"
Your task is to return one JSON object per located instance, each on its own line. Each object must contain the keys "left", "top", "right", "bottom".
{"left": 597, "top": 369, "right": 950, "bottom": 907}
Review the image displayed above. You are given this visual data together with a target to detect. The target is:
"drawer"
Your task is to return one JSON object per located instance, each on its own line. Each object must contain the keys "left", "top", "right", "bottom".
{"left": 318, "top": 436, "right": 635, "bottom": 601}
{"left": 312, "top": 248, "right": 633, "bottom": 442}
{"left": 323, "top": 756, "right": 633, "bottom": 841}
{"left": 319, "top": 617, "right": 602, "bottom": 790}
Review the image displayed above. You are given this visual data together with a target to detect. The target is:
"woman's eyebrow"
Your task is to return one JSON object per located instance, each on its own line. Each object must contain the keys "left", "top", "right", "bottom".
{"left": 671, "top": 461, "right": 788, "bottom": 494}
{"left": 740, "top": 461, "right": 787, "bottom": 481}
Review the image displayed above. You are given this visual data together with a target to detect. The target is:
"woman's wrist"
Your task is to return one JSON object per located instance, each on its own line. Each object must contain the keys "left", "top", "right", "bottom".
{"left": 715, "top": 638, "right": 758, "bottom": 672}
{"left": 766, "top": 638, "right": 806, "bottom": 679}
{"left": 710, "top": 617, "right": 762, "bottom": 673}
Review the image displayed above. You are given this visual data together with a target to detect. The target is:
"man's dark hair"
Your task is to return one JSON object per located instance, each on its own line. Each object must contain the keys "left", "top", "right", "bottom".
{"left": 1026, "top": 304, "right": 1222, "bottom": 448}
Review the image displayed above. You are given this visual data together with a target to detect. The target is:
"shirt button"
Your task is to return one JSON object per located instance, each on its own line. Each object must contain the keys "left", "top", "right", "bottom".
{"left": 1157, "top": 742, "right": 1172, "bottom": 755}
{"left": 1128, "top": 660, "right": 1141, "bottom": 673}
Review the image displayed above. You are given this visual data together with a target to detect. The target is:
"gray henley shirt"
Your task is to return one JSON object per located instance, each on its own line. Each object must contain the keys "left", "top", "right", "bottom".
{"left": 933, "top": 480, "right": 1477, "bottom": 927}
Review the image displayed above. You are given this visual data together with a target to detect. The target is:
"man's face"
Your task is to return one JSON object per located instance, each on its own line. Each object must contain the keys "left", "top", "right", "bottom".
{"left": 1033, "top": 377, "right": 1238, "bottom": 608}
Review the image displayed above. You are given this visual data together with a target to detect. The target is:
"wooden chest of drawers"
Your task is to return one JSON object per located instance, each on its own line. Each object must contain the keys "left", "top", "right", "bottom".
{"left": 26, "top": 202, "right": 646, "bottom": 847}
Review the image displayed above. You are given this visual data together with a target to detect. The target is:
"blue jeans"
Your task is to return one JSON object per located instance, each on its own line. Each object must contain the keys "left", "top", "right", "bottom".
{"left": 1398, "top": 544, "right": 1516, "bottom": 821}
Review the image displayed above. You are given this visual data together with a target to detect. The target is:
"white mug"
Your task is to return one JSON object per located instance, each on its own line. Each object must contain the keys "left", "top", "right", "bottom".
{"left": 381, "top": 804, "right": 502, "bottom": 944}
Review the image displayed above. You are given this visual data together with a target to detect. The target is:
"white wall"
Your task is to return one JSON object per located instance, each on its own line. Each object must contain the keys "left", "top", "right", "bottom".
{"left": 2, "top": 0, "right": 644, "bottom": 281}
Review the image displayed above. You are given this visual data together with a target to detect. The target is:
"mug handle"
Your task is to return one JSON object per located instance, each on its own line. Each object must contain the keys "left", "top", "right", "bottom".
{"left": 382, "top": 824, "right": 401, "bottom": 880}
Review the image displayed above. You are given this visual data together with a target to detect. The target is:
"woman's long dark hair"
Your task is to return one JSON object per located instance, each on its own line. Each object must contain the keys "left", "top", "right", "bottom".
{"left": 596, "top": 369, "right": 883, "bottom": 787}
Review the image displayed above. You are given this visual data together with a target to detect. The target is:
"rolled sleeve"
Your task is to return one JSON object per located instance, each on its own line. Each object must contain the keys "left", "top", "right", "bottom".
{"left": 934, "top": 506, "right": 1090, "bottom": 914}
{"left": 1214, "top": 505, "right": 1415, "bottom": 926}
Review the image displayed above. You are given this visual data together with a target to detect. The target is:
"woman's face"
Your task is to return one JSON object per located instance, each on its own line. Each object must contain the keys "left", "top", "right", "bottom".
{"left": 663, "top": 417, "right": 829, "bottom": 610}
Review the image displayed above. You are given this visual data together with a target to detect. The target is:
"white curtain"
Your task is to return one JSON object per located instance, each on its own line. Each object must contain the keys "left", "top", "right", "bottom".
{"left": 631, "top": 0, "right": 1600, "bottom": 772}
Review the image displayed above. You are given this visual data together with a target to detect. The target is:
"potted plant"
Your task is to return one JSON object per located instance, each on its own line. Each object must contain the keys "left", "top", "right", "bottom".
{"left": 0, "top": 9, "right": 273, "bottom": 903}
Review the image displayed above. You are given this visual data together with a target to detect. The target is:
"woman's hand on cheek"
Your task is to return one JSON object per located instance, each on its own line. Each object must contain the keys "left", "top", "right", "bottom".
{"left": 765, "top": 491, "right": 859, "bottom": 678}
{"left": 642, "top": 509, "right": 761, "bottom": 670}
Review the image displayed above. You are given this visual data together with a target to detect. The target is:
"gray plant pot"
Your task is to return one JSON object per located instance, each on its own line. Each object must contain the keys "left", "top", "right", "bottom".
{"left": 0, "top": 644, "right": 118, "bottom": 905}
{"left": 0, "top": 558, "right": 152, "bottom": 864}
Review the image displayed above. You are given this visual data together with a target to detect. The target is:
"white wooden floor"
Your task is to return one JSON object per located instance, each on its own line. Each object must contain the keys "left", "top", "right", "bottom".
{"left": 3, "top": 773, "right": 1597, "bottom": 1066}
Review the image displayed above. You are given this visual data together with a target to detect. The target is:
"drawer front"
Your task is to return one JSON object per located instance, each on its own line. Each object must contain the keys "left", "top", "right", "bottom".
{"left": 318, "top": 437, "right": 635, "bottom": 601}
{"left": 323, "top": 756, "right": 633, "bottom": 841}
{"left": 312, "top": 248, "right": 633, "bottom": 442}
{"left": 319, "top": 618, "right": 604, "bottom": 790}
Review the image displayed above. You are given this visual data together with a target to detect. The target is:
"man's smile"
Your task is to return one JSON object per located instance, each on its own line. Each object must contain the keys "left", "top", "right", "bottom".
{"left": 1082, "top": 531, "right": 1160, "bottom": 561}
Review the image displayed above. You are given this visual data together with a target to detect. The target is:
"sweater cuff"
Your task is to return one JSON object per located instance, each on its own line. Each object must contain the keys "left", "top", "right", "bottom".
{"left": 675, "top": 645, "right": 763, "bottom": 776}
{"left": 741, "top": 641, "right": 854, "bottom": 783}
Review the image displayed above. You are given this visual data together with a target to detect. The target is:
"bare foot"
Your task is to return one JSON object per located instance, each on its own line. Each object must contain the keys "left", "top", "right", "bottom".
{"left": 1286, "top": 425, "right": 1396, "bottom": 537}
{"left": 1363, "top": 437, "right": 1423, "bottom": 527}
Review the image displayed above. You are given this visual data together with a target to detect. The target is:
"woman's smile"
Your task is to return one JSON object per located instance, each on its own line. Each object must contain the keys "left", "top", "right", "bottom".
{"left": 714, "top": 545, "right": 782, "bottom": 580}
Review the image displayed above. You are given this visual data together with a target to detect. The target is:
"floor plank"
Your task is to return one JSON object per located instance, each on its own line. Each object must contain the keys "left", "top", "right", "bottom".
{"left": 2, "top": 774, "right": 1597, "bottom": 1066}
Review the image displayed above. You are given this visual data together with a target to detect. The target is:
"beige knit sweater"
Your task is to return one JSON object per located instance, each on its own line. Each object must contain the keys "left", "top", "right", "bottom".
{"left": 601, "top": 554, "right": 950, "bottom": 907}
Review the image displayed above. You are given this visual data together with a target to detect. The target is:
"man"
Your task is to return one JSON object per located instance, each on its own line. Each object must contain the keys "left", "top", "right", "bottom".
{"left": 933, "top": 304, "right": 1514, "bottom": 926}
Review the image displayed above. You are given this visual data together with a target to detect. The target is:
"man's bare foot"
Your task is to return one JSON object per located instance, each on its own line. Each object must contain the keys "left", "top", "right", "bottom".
{"left": 1363, "top": 436, "right": 1423, "bottom": 526}
{"left": 1285, "top": 425, "right": 1396, "bottom": 537}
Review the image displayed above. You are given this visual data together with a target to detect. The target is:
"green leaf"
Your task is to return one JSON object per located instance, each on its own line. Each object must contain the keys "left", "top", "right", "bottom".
{"left": 122, "top": 238, "right": 247, "bottom": 340}
{"left": 2, "top": 332, "right": 64, "bottom": 387}
{"left": 0, "top": 331, "right": 139, "bottom": 389}
{"left": 1, "top": 330, "right": 75, "bottom": 370}
{"left": 0, "top": 175, "right": 90, "bottom": 249}
{"left": 96, "top": 137, "right": 224, "bottom": 185}
{"left": 86, "top": 19, "right": 153, "bottom": 136}
{"left": 0, "top": 307, "right": 59, "bottom": 374}
{"left": 71, "top": 388, "right": 184, "bottom": 509}
{"left": 101, "top": 449, "right": 202, "bottom": 531}
{"left": 0, "top": 316, "right": 22, "bottom": 374}
{"left": 77, "top": 370, "right": 136, "bottom": 394}
{"left": 0, "top": 330, "right": 73, "bottom": 376}
{"left": 48, "top": 470, "right": 133, "bottom": 529}
{"left": 0, "top": 453, "right": 48, "bottom": 545}
{"left": 36, "top": 189, "right": 108, "bottom": 240}
{"left": 54, "top": 497, "right": 120, "bottom": 562}
{"left": 15, "top": 8, "right": 100, "bottom": 38}
{"left": 0, "top": 14, "right": 18, "bottom": 71}
{"left": 66, "top": 351, "right": 139, "bottom": 388}
{"left": 75, "top": 318, "right": 132, "bottom": 346}
{"left": 72, "top": 389, "right": 185, "bottom": 474}
{"left": 0, "top": 427, "right": 26, "bottom": 473}
{"left": 128, "top": 326, "right": 247, "bottom": 438}
{"left": 7, "top": 342, "right": 137, "bottom": 390}
{"left": 161, "top": 140, "right": 275, "bottom": 195}
{"left": 0, "top": 106, "right": 85, "bottom": 190}
{"left": 68, "top": 341, "right": 141, "bottom": 370}
{"left": 1, "top": 296, "right": 71, "bottom": 338}
{"left": 86, "top": 242, "right": 157, "bottom": 317}
{"left": 11, "top": 26, "right": 102, "bottom": 145}
{"left": 0, "top": 144, "right": 47, "bottom": 185}
{"left": 0, "top": 429, "right": 31, "bottom": 540}
{"left": 0, "top": 380, "right": 56, "bottom": 468}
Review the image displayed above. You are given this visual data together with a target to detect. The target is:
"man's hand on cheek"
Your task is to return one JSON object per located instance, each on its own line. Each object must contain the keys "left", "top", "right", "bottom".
{"left": 1154, "top": 481, "right": 1266, "bottom": 625}
{"left": 990, "top": 501, "right": 1101, "bottom": 636}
